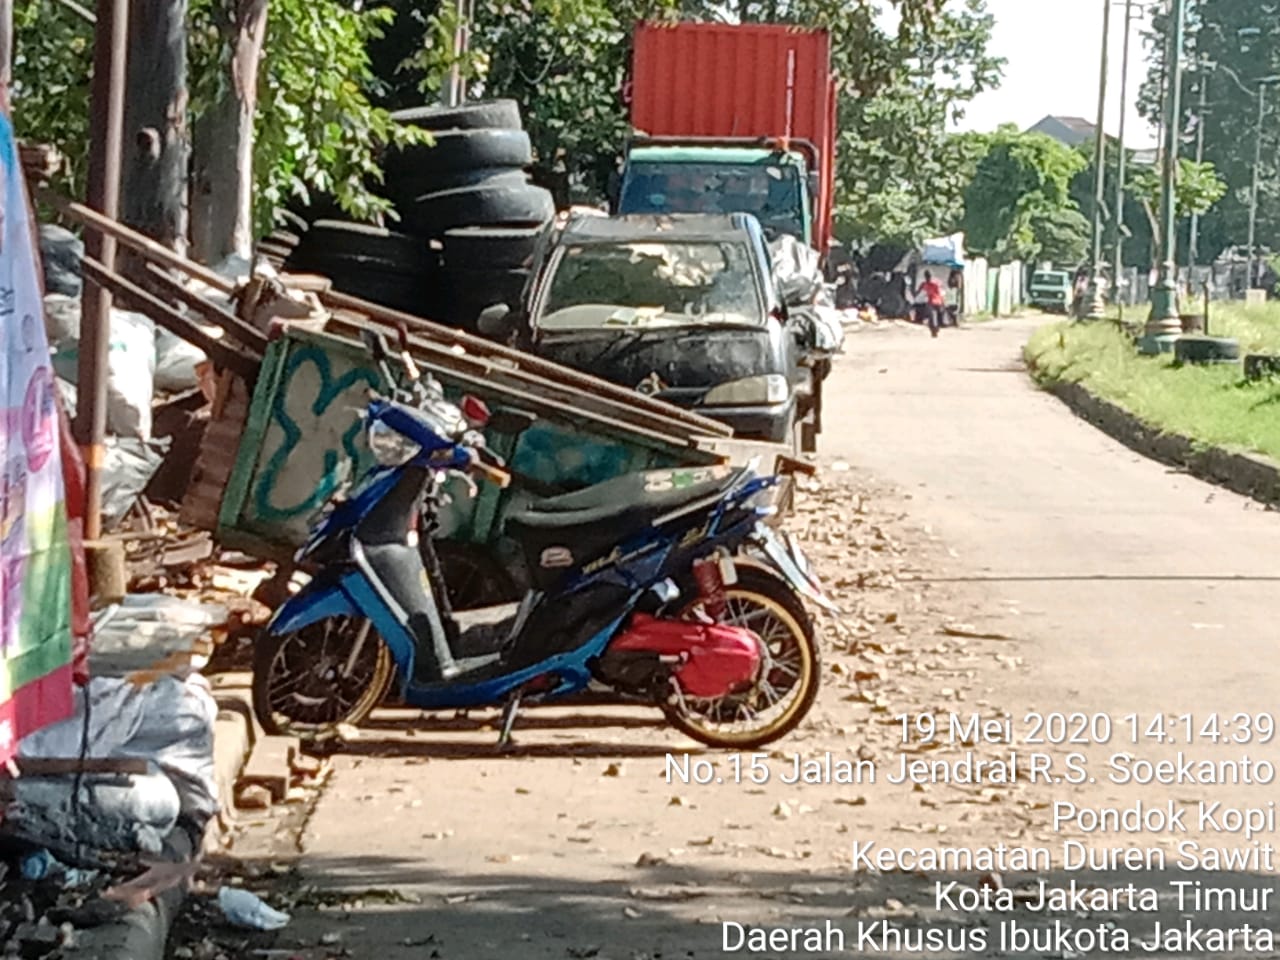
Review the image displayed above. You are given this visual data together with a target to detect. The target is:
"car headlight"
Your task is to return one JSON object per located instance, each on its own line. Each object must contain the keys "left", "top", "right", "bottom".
{"left": 702, "top": 374, "right": 790, "bottom": 406}
{"left": 367, "top": 420, "right": 421, "bottom": 466}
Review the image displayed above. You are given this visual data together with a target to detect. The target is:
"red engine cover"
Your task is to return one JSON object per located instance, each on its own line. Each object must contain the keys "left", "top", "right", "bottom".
{"left": 610, "top": 614, "right": 761, "bottom": 699}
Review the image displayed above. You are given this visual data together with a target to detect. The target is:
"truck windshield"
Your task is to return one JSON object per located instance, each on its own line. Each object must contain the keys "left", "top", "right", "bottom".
{"left": 619, "top": 163, "right": 804, "bottom": 240}
{"left": 537, "top": 240, "right": 763, "bottom": 330}
{"left": 1032, "top": 271, "right": 1068, "bottom": 286}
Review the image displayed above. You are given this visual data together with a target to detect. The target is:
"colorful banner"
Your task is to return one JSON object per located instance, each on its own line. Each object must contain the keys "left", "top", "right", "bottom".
{"left": 0, "top": 113, "right": 74, "bottom": 762}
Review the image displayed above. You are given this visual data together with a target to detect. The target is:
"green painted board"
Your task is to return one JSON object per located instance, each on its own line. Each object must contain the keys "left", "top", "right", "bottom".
{"left": 217, "top": 327, "right": 716, "bottom": 559}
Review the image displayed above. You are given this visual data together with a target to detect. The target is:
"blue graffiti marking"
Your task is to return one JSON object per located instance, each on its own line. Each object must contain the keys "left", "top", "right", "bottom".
{"left": 252, "top": 346, "right": 379, "bottom": 522}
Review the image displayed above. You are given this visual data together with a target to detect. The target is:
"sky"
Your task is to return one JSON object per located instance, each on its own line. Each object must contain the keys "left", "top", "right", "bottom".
{"left": 949, "top": 0, "right": 1161, "bottom": 147}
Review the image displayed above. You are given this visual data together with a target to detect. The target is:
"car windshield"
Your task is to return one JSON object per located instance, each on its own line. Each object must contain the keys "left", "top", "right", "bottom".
{"left": 619, "top": 162, "right": 804, "bottom": 240}
{"left": 537, "top": 240, "right": 763, "bottom": 331}
{"left": 1032, "top": 271, "right": 1068, "bottom": 286}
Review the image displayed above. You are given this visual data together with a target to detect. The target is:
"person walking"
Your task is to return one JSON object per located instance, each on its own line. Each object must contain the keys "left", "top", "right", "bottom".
{"left": 916, "top": 270, "right": 945, "bottom": 338}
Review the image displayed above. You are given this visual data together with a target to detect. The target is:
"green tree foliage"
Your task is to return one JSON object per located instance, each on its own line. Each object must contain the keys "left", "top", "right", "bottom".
{"left": 1141, "top": 0, "right": 1280, "bottom": 262}
{"left": 10, "top": 1, "right": 94, "bottom": 198}
{"left": 10, "top": 0, "right": 415, "bottom": 234}
{"left": 959, "top": 127, "right": 1087, "bottom": 265}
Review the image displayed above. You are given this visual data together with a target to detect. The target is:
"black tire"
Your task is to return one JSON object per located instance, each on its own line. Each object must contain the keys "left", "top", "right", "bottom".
{"left": 322, "top": 267, "right": 434, "bottom": 316}
{"left": 1244, "top": 354, "right": 1280, "bottom": 381}
{"left": 403, "top": 183, "right": 555, "bottom": 238}
{"left": 386, "top": 168, "right": 530, "bottom": 206}
{"left": 385, "top": 128, "right": 532, "bottom": 182}
{"left": 443, "top": 226, "right": 545, "bottom": 270}
{"left": 286, "top": 220, "right": 436, "bottom": 278}
{"left": 1174, "top": 336, "right": 1240, "bottom": 365}
{"left": 393, "top": 99, "right": 522, "bottom": 132}
{"left": 252, "top": 616, "right": 396, "bottom": 742}
{"left": 276, "top": 209, "right": 310, "bottom": 235}
{"left": 661, "top": 566, "right": 821, "bottom": 749}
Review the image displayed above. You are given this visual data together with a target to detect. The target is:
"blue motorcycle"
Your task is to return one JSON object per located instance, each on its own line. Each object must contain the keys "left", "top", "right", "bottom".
{"left": 251, "top": 330, "right": 835, "bottom": 749}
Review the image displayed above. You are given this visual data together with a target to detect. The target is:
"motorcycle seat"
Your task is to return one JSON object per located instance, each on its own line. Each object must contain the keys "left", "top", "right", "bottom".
{"left": 506, "top": 466, "right": 747, "bottom": 533}
{"left": 503, "top": 467, "right": 748, "bottom": 589}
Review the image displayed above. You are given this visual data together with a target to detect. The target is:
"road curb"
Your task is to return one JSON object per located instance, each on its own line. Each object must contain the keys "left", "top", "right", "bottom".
{"left": 72, "top": 824, "right": 196, "bottom": 960}
{"left": 1033, "top": 374, "right": 1280, "bottom": 509}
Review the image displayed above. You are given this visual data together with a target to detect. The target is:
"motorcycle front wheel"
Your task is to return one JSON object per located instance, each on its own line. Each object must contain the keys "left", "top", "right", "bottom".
{"left": 662, "top": 566, "right": 821, "bottom": 749}
{"left": 252, "top": 616, "right": 395, "bottom": 742}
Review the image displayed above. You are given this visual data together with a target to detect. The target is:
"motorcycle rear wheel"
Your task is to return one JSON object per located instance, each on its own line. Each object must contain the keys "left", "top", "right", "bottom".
{"left": 252, "top": 616, "right": 395, "bottom": 742}
{"left": 662, "top": 567, "right": 821, "bottom": 749}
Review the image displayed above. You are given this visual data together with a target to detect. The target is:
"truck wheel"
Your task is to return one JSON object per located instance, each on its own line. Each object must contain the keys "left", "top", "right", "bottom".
{"left": 384, "top": 129, "right": 533, "bottom": 184}
{"left": 405, "top": 182, "right": 555, "bottom": 238}
{"left": 442, "top": 226, "right": 545, "bottom": 270}
{"left": 392, "top": 99, "right": 522, "bottom": 132}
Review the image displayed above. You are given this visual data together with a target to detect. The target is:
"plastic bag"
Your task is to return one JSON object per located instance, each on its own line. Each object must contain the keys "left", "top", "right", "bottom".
{"left": 154, "top": 326, "right": 209, "bottom": 393}
{"left": 50, "top": 307, "right": 157, "bottom": 439}
{"left": 218, "top": 887, "right": 291, "bottom": 930}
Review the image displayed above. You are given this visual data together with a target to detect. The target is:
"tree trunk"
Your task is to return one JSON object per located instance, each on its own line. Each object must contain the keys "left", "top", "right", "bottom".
{"left": 189, "top": 0, "right": 268, "bottom": 265}
{"left": 122, "top": 0, "right": 188, "bottom": 257}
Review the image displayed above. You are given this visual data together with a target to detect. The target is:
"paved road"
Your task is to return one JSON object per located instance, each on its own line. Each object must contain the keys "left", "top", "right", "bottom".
{"left": 827, "top": 317, "right": 1279, "bottom": 720}
{"left": 221, "top": 317, "right": 1280, "bottom": 959}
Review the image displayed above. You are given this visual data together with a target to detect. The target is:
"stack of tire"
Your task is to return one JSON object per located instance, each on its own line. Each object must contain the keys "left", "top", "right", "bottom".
{"left": 380, "top": 99, "right": 553, "bottom": 331}
{"left": 256, "top": 210, "right": 309, "bottom": 270}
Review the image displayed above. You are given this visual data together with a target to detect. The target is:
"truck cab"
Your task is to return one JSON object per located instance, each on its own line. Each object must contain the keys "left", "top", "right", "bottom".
{"left": 617, "top": 144, "right": 816, "bottom": 250}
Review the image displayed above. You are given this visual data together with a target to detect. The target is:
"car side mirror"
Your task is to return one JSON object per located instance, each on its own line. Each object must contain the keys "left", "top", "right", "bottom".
{"left": 476, "top": 303, "right": 515, "bottom": 339}
{"left": 806, "top": 171, "right": 819, "bottom": 201}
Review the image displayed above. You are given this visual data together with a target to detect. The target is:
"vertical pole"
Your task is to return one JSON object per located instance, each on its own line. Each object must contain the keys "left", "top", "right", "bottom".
{"left": 1112, "top": 0, "right": 1134, "bottom": 306}
{"left": 0, "top": 0, "right": 12, "bottom": 113}
{"left": 76, "top": 0, "right": 129, "bottom": 540}
{"left": 1245, "top": 83, "right": 1266, "bottom": 293}
{"left": 1085, "top": 0, "right": 1112, "bottom": 319}
{"left": 1144, "top": 0, "right": 1186, "bottom": 337}
{"left": 1188, "top": 71, "right": 1207, "bottom": 271}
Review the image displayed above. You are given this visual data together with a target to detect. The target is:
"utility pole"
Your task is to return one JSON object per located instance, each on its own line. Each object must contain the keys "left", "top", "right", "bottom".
{"left": 1188, "top": 70, "right": 1207, "bottom": 272}
{"left": 1245, "top": 80, "right": 1277, "bottom": 292}
{"left": 77, "top": 0, "right": 130, "bottom": 539}
{"left": 1085, "top": 0, "right": 1112, "bottom": 319}
{"left": 1144, "top": 0, "right": 1187, "bottom": 342}
{"left": 1111, "top": 0, "right": 1134, "bottom": 306}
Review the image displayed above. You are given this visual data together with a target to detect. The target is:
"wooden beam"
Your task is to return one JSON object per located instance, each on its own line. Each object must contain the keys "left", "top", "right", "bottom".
{"left": 141, "top": 261, "right": 268, "bottom": 354}
{"left": 81, "top": 256, "right": 260, "bottom": 379}
{"left": 40, "top": 188, "right": 235, "bottom": 294}
{"left": 321, "top": 289, "right": 733, "bottom": 438}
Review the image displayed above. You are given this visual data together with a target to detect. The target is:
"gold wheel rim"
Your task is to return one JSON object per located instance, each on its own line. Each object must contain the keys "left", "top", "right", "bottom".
{"left": 675, "top": 585, "right": 814, "bottom": 746}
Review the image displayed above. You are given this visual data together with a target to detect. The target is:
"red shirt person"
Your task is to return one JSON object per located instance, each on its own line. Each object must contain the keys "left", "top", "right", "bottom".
{"left": 917, "top": 271, "right": 945, "bottom": 337}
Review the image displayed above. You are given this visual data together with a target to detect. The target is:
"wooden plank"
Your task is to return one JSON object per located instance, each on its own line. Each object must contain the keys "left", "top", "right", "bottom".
{"left": 179, "top": 374, "right": 251, "bottom": 532}
{"left": 141, "top": 262, "right": 269, "bottom": 354}
{"left": 321, "top": 288, "right": 733, "bottom": 438}
{"left": 16, "top": 757, "right": 150, "bottom": 776}
{"left": 81, "top": 257, "right": 261, "bottom": 380}
{"left": 321, "top": 322, "right": 707, "bottom": 452}
{"left": 39, "top": 188, "right": 236, "bottom": 294}
{"left": 326, "top": 313, "right": 710, "bottom": 450}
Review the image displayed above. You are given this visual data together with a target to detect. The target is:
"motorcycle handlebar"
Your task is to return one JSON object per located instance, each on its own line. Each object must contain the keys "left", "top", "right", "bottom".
{"left": 468, "top": 456, "right": 512, "bottom": 489}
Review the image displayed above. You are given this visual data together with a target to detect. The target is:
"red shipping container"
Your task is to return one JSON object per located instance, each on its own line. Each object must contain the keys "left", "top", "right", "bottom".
{"left": 628, "top": 21, "right": 837, "bottom": 253}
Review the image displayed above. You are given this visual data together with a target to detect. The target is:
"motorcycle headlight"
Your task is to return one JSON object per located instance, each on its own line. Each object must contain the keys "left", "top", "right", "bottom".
{"left": 367, "top": 420, "right": 421, "bottom": 466}
{"left": 702, "top": 374, "right": 790, "bottom": 406}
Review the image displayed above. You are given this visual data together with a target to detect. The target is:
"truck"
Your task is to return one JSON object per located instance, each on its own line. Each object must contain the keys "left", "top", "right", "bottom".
{"left": 616, "top": 21, "right": 837, "bottom": 260}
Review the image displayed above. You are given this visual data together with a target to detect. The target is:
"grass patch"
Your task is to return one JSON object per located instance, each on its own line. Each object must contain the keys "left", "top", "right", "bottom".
{"left": 1025, "top": 302, "right": 1280, "bottom": 462}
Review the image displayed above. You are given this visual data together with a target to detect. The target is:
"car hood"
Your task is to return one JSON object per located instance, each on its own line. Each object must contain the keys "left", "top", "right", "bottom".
{"left": 535, "top": 326, "right": 787, "bottom": 402}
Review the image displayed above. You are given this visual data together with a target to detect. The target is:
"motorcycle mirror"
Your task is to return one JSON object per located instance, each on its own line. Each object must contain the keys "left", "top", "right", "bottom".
{"left": 460, "top": 394, "right": 491, "bottom": 429}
